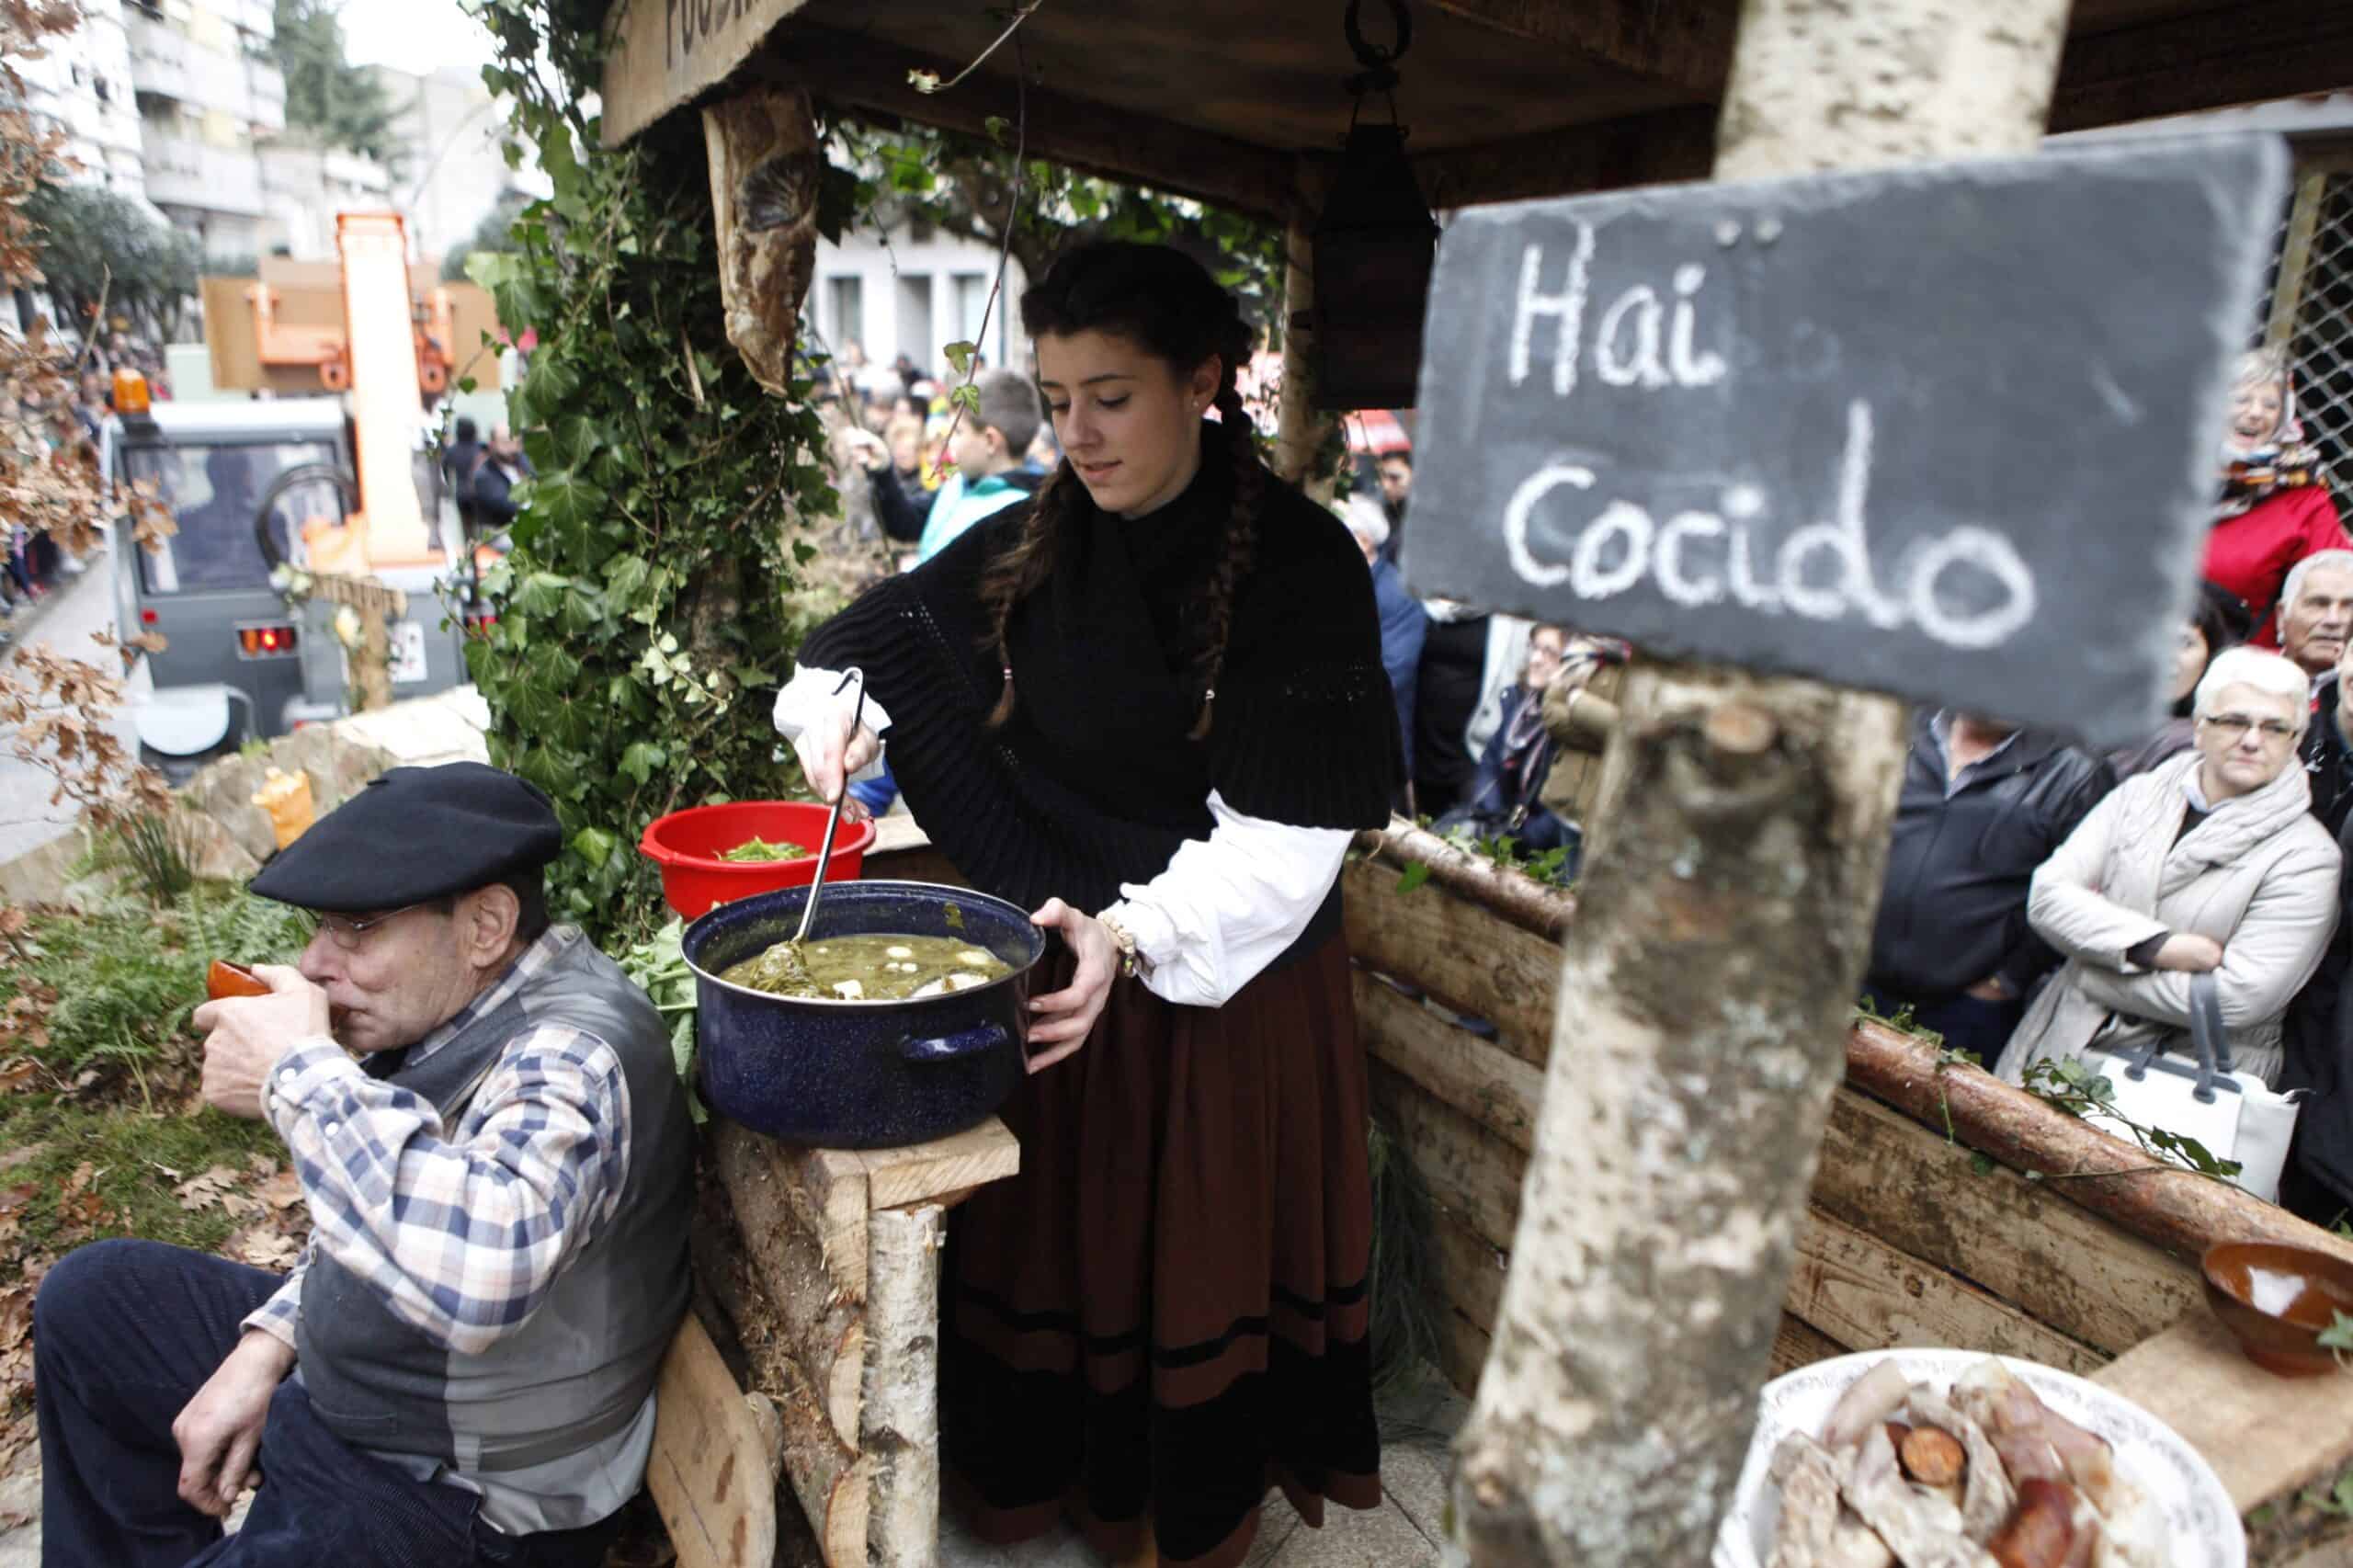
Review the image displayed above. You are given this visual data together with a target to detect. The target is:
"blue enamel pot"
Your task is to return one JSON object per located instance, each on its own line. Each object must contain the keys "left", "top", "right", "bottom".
{"left": 681, "top": 881, "right": 1044, "bottom": 1150}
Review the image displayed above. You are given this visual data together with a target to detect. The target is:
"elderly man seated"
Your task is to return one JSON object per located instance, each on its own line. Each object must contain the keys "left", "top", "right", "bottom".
{"left": 2277, "top": 549, "right": 2353, "bottom": 689}
{"left": 34, "top": 764, "right": 693, "bottom": 1568}
{"left": 2000, "top": 647, "right": 2341, "bottom": 1091}
{"left": 1862, "top": 710, "right": 2113, "bottom": 1062}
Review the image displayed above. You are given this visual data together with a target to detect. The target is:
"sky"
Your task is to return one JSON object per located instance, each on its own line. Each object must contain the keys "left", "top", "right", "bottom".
{"left": 338, "top": 0, "right": 499, "bottom": 79}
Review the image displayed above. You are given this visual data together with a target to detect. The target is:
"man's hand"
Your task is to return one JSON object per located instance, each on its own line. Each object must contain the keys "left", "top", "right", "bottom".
{"left": 190, "top": 964, "right": 329, "bottom": 1119}
{"left": 173, "top": 1330, "right": 294, "bottom": 1517}
{"left": 1024, "top": 899, "right": 1117, "bottom": 1073}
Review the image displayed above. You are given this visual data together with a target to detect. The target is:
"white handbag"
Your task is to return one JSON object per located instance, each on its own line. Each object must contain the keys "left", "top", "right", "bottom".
{"left": 2083, "top": 973, "right": 2305, "bottom": 1203}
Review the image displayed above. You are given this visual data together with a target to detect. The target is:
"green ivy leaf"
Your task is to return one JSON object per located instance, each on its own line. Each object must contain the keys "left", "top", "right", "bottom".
{"left": 603, "top": 553, "right": 651, "bottom": 602}
{"left": 1395, "top": 863, "right": 1432, "bottom": 894}
{"left": 513, "top": 571, "right": 570, "bottom": 618}
{"left": 943, "top": 340, "right": 978, "bottom": 378}
{"left": 2319, "top": 1311, "right": 2353, "bottom": 1353}
{"left": 618, "top": 741, "right": 666, "bottom": 786}
{"left": 571, "top": 825, "right": 619, "bottom": 869}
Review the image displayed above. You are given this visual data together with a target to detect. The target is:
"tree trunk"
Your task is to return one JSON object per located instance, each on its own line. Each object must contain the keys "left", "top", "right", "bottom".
{"left": 1449, "top": 4, "right": 2073, "bottom": 1562}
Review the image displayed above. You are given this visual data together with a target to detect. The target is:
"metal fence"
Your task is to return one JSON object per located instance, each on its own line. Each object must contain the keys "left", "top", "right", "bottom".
{"left": 2263, "top": 150, "right": 2353, "bottom": 473}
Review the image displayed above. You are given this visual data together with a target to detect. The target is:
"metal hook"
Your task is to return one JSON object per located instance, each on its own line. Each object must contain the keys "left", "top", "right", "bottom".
{"left": 1343, "top": 0, "right": 1412, "bottom": 96}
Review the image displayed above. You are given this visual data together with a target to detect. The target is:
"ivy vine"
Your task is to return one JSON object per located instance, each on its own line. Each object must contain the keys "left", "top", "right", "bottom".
{"left": 457, "top": 6, "right": 838, "bottom": 947}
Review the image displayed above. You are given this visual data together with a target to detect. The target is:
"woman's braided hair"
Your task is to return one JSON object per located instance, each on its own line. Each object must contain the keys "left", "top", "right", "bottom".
{"left": 980, "top": 242, "right": 1262, "bottom": 740}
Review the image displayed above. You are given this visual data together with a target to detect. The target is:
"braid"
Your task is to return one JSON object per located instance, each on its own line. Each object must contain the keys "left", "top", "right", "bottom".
{"left": 977, "top": 461, "right": 1080, "bottom": 728}
{"left": 1189, "top": 381, "right": 1263, "bottom": 741}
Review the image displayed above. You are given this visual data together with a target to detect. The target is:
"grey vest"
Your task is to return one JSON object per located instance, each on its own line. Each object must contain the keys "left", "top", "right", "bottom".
{"left": 295, "top": 929, "right": 693, "bottom": 1514}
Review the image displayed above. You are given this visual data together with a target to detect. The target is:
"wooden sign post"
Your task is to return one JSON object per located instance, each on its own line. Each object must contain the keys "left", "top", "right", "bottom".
{"left": 1409, "top": 3, "right": 2290, "bottom": 1562}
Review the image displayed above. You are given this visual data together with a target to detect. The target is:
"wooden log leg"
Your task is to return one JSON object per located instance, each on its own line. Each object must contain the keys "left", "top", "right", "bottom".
{"left": 771, "top": 1346, "right": 870, "bottom": 1566}
{"left": 863, "top": 1203, "right": 944, "bottom": 1568}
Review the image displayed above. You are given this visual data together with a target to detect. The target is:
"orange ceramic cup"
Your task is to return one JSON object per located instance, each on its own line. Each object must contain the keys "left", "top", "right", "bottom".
{"left": 206, "top": 960, "right": 272, "bottom": 1002}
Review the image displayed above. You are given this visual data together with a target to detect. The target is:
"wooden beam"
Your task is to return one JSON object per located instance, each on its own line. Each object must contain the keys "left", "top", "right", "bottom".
{"left": 1846, "top": 1021, "right": 2353, "bottom": 1269}
{"left": 1355, "top": 970, "right": 1549, "bottom": 1152}
{"left": 1420, "top": 0, "right": 1736, "bottom": 97}
{"left": 2095, "top": 1309, "right": 2353, "bottom": 1513}
{"left": 747, "top": 26, "right": 1298, "bottom": 222}
{"left": 601, "top": 0, "right": 810, "bottom": 148}
{"left": 850, "top": 1119, "right": 1020, "bottom": 1212}
{"left": 1415, "top": 105, "right": 1719, "bottom": 211}
{"left": 1369, "top": 1060, "right": 1527, "bottom": 1256}
{"left": 1813, "top": 1091, "right": 2201, "bottom": 1359}
{"left": 2050, "top": 1, "right": 2353, "bottom": 135}
{"left": 1788, "top": 1207, "right": 2108, "bottom": 1378}
{"left": 1770, "top": 1314, "right": 1847, "bottom": 1377}
{"left": 1343, "top": 852, "right": 1566, "bottom": 1071}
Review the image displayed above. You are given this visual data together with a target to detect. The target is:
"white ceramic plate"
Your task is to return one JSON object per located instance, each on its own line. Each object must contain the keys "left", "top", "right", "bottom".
{"left": 1711, "top": 1348, "right": 2245, "bottom": 1568}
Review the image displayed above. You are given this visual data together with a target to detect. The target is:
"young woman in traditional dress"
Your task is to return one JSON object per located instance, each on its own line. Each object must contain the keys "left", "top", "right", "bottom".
{"left": 774, "top": 242, "right": 1399, "bottom": 1567}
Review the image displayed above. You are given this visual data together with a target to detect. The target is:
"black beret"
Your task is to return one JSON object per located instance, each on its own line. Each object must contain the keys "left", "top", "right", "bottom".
{"left": 249, "top": 762, "right": 563, "bottom": 914}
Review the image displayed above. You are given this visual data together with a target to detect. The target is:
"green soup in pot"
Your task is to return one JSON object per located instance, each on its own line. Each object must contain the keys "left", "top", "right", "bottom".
{"left": 721, "top": 933, "right": 1014, "bottom": 1002}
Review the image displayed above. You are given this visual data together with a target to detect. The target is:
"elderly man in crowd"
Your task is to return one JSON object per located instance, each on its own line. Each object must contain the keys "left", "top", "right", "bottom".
{"left": 2277, "top": 550, "right": 2353, "bottom": 689}
{"left": 35, "top": 764, "right": 693, "bottom": 1568}
{"left": 2001, "top": 646, "right": 2340, "bottom": 1090}
{"left": 1862, "top": 710, "right": 2113, "bottom": 1062}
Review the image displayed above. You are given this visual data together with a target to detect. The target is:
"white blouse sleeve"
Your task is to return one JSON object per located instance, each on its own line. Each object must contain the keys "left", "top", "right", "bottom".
{"left": 771, "top": 665, "right": 894, "bottom": 737}
{"left": 1099, "top": 790, "right": 1353, "bottom": 1008}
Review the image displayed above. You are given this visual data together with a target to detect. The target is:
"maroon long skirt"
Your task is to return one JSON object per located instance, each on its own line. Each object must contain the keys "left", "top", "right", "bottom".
{"left": 939, "top": 932, "right": 1382, "bottom": 1566}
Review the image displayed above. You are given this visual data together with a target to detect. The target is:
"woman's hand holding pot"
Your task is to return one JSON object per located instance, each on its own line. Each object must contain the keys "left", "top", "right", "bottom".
{"left": 792, "top": 699, "right": 881, "bottom": 804}
{"left": 1025, "top": 898, "right": 1116, "bottom": 1072}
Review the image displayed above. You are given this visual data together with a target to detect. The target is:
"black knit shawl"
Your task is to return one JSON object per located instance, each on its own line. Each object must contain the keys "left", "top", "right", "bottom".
{"left": 800, "top": 423, "right": 1401, "bottom": 915}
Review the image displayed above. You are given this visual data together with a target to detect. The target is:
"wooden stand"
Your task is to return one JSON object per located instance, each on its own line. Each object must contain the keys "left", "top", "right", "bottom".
{"left": 654, "top": 1118, "right": 1020, "bottom": 1568}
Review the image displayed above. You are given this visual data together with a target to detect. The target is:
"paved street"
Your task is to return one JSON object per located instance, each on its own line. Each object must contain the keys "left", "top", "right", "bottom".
{"left": 0, "top": 535, "right": 143, "bottom": 868}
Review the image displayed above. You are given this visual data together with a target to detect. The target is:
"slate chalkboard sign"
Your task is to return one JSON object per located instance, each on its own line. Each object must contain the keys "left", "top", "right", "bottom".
{"left": 1400, "top": 138, "right": 2290, "bottom": 747}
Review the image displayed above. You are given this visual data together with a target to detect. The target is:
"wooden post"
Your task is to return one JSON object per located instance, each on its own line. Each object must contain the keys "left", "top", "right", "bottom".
{"left": 2266, "top": 168, "right": 2330, "bottom": 349}
{"left": 306, "top": 574, "right": 408, "bottom": 713}
{"left": 1448, "top": 3, "right": 2075, "bottom": 1562}
{"left": 862, "top": 1204, "right": 945, "bottom": 1566}
{"left": 1271, "top": 158, "right": 1336, "bottom": 497}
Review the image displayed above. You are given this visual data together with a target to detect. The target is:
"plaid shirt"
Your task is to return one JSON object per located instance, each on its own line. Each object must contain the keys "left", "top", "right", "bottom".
{"left": 242, "top": 928, "right": 634, "bottom": 1357}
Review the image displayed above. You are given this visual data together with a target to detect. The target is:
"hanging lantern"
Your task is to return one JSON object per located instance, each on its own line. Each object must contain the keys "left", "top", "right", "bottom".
{"left": 1310, "top": 0, "right": 1438, "bottom": 412}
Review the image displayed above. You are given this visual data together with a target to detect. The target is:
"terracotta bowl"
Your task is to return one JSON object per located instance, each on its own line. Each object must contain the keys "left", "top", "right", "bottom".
{"left": 2201, "top": 1241, "right": 2353, "bottom": 1378}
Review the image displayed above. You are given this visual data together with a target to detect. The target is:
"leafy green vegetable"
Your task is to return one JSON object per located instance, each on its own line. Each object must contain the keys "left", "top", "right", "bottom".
{"left": 618, "top": 917, "right": 703, "bottom": 1124}
{"left": 719, "top": 835, "right": 812, "bottom": 863}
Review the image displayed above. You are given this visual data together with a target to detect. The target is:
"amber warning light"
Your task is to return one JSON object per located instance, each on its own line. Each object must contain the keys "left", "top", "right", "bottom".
{"left": 235, "top": 623, "right": 299, "bottom": 658}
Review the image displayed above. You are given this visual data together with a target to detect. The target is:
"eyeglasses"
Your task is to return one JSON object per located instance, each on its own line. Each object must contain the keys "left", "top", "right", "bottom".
{"left": 2198, "top": 713, "right": 2299, "bottom": 744}
{"left": 313, "top": 902, "right": 432, "bottom": 950}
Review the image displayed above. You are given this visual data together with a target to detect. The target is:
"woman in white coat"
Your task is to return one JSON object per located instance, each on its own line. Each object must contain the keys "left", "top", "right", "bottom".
{"left": 2000, "top": 646, "right": 2342, "bottom": 1089}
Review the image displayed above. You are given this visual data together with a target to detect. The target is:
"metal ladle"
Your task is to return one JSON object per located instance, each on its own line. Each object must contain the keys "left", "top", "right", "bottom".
{"left": 793, "top": 666, "right": 868, "bottom": 949}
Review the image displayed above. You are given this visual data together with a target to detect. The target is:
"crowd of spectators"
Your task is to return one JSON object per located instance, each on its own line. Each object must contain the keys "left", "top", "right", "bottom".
{"left": 1320, "top": 347, "right": 2353, "bottom": 1223}
{"left": 1859, "top": 349, "right": 2353, "bottom": 1225}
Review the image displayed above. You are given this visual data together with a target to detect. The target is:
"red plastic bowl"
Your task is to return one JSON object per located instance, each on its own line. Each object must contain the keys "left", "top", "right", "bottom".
{"left": 639, "top": 801, "right": 876, "bottom": 919}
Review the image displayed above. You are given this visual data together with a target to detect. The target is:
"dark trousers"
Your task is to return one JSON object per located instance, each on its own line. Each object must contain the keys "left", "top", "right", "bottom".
{"left": 36, "top": 1239, "right": 619, "bottom": 1568}
{"left": 1859, "top": 986, "right": 2026, "bottom": 1068}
